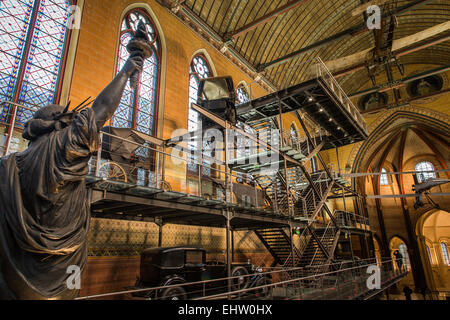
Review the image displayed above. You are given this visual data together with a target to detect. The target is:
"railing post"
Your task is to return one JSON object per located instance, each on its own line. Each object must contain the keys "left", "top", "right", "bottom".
{"left": 95, "top": 131, "right": 103, "bottom": 176}
{"left": 161, "top": 145, "right": 166, "bottom": 187}
{"left": 4, "top": 102, "right": 19, "bottom": 156}
{"left": 198, "top": 164, "right": 202, "bottom": 196}
{"left": 155, "top": 145, "right": 160, "bottom": 188}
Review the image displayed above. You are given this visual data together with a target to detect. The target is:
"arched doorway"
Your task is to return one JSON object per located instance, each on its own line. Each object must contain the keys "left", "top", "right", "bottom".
{"left": 390, "top": 237, "right": 411, "bottom": 272}
{"left": 390, "top": 236, "right": 414, "bottom": 288}
{"left": 416, "top": 209, "right": 450, "bottom": 296}
{"left": 348, "top": 108, "right": 450, "bottom": 291}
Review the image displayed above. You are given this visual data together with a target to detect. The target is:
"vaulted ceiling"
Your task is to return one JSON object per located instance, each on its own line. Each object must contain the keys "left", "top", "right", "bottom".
{"left": 177, "top": 0, "right": 450, "bottom": 94}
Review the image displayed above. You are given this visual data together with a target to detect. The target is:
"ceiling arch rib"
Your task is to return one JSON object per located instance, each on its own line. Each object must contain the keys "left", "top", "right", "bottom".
{"left": 179, "top": 0, "right": 449, "bottom": 93}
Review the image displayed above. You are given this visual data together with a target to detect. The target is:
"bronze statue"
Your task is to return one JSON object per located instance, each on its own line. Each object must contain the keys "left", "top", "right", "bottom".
{"left": 0, "top": 23, "right": 150, "bottom": 300}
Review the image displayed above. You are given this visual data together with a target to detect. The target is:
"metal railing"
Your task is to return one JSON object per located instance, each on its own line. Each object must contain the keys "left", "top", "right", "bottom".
{"left": 335, "top": 210, "right": 370, "bottom": 231}
{"left": 313, "top": 57, "right": 368, "bottom": 135}
{"left": 296, "top": 171, "right": 331, "bottom": 219}
{"left": 281, "top": 127, "right": 329, "bottom": 158}
{"left": 76, "top": 258, "right": 406, "bottom": 300}
{"left": 89, "top": 129, "right": 293, "bottom": 214}
{"left": 0, "top": 100, "right": 37, "bottom": 156}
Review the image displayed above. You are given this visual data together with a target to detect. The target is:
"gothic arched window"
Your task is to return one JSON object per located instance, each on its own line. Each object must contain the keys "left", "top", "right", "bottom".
{"left": 111, "top": 9, "right": 160, "bottom": 135}
{"left": 441, "top": 242, "right": 450, "bottom": 265}
{"left": 0, "top": 0, "right": 74, "bottom": 125}
{"left": 236, "top": 84, "right": 250, "bottom": 105}
{"left": 415, "top": 161, "right": 436, "bottom": 183}
{"left": 380, "top": 168, "right": 389, "bottom": 185}
{"left": 187, "top": 54, "right": 211, "bottom": 174}
{"left": 399, "top": 243, "right": 411, "bottom": 271}
{"left": 426, "top": 245, "right": 433, "bottom": 264}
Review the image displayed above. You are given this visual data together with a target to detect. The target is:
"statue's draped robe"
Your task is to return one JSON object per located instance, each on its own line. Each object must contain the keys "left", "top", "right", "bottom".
{"left": 0, "top": 109, "right": 98, "bottom": 299}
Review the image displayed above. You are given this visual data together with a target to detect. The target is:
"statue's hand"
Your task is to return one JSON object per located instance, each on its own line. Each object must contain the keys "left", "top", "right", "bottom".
{"left": 122, "top": 54, "right": 144, "bottom": 78}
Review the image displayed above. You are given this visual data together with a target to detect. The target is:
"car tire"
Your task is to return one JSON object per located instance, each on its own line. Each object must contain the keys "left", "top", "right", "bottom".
{"left": 160, "top": 286, "right": 187, "bottom": 300}
{"left": 253, "top": 277, "right": 272, "bottom": 298}
{"left": 231, "top": 266, "right": 250, "bottom": 291}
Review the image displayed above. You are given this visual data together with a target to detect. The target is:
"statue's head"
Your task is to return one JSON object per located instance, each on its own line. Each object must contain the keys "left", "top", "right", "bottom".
{"left": 22, "top": 104, "right": 73, "bottom": 141}
{"left": 33, "top": 104, "right": 66, "bottom": 121}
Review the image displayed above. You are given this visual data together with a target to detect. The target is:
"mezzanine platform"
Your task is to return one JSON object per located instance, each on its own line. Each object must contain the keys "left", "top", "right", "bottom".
{"left": 87, "top": 176, "right": 305, "bottom": 230}
{"left": 236, "top": 58, "right": 368, "bottom": 149}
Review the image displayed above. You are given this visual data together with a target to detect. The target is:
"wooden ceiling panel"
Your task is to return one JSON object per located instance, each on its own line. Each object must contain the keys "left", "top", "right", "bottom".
{"left": 182, "top": 0, "right": 450, "bottom": 92}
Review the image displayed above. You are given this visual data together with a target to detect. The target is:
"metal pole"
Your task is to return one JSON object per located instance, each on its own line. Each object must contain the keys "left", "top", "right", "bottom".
{"left": 348, "top": 232, "right": 355, "bottom": 261}
{"left": 155, "top": 145, "right": 160, "bottom": 188}
{"left": 231, "top": 229, "right": 235, "bottom": 261}
{"left": 95, "top": 132, "right": 103, "bottom": 176}
{"left": 4, "top": 103, "right": 19, "bottom": 156}
{"left": 254, "top": 183, "right": 258, "bottom": 208}
{"left": 289, "top": 221, "right": 295, "bottom": 268}
{"left": 158, "top": 224, "right": 163, "bottom": 247}
{"left": 198, "top": 165, "right": 202, "bottom": 196}
{"left": 224, "top": 123, "right": 232, "bottom": 298}
{"left": 226, "top": 211, "right": 232, "bottom": 297}
{"left": 161, "top": 146, "right": 166, "bottom": 184}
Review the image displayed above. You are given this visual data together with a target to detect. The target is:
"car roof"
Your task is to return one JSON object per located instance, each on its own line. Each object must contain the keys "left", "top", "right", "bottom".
{"left": 142, "top": 246, "right": 205, "bottom": 255}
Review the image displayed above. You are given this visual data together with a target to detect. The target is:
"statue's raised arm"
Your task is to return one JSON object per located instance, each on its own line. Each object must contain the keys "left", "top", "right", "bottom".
{"left": 91, "top": 54, "right": 143, "bottom": 128}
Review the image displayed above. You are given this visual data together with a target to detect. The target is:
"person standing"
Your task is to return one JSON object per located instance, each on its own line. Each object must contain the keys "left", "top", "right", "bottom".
{"left": 403, "top": 286, "right": 413, "bottom": 300}
{"left": 394, "top": 250, "right": 404, "bottom": 272}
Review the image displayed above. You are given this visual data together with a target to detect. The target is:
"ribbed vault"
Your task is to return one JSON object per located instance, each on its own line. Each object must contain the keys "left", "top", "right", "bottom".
{"left": 180, "top": 0, "right": 450, "bottom": 94}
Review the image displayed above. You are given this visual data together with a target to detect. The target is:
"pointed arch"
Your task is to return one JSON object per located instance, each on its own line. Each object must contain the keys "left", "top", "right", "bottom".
{"left": 189, "top": 49, "right": 217, "bottom": 77}
{"left": 348, "top": 108, "right": 450, "bottom": 192}
{"left": 187, "top": 50, "right": 215, "bottom": 176}
{"left": 113, "top": 3, "right": 167, "bottom": 137}
{"left": 235, "top": 80, "right": 251, "bottom": 105}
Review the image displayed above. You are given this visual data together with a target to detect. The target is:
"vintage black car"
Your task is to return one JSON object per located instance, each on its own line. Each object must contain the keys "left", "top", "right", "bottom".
{"left": 130, "top": 246, "right": 271, "bottom": 300}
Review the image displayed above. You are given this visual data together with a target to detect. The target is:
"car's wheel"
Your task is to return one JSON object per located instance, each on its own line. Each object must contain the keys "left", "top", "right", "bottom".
{"left": 160, "top": 286, "right": 187, "bottom": 300}
{"left": 253, "top": 277, "right": 272, "bottom": 298}
{"left": 231, "top": 266, "right": 250, "bottom": 291}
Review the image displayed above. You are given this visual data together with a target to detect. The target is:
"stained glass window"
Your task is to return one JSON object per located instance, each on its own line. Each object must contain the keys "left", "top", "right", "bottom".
{"left": 380, "top": 168, "right": 389, "bottom": 185}
{"left": 187, "top": 54, "right": 211, "bottom": 174}
{"left": 111, "top": 9, "right": 160, "bottom": 135}
{"left": 399, "top": 243, "right": 411, "bottom": 271}
{"left": 441, "top": 242, "right": 450, "bottom": 265}
{"left": 236, "top": 84, "right": 249, "bottom": 105}
{"left": 426, "top": 245, "right": 433, "bottom": 264}
{"left": 0, "top": 0, "right": 73, "bottom": 125}
{"left": 415, "top": 161, "right": 436, "bottom": 183}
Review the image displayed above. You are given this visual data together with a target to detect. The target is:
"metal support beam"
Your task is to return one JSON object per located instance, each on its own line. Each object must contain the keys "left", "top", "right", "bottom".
{"left": 333, "top": 32, "right": 450, "bottom": 79}
{"left": 226, "top": 211, "right": 232, "bottom": 296}
{"left": 349, "top": 64, "right": 450, "bottom": 98}
{"left": 259, "top": 0, "right": 437, "bottom": 71}
{"left": 307, "top": 226, "right": 331, "bottom": 260}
